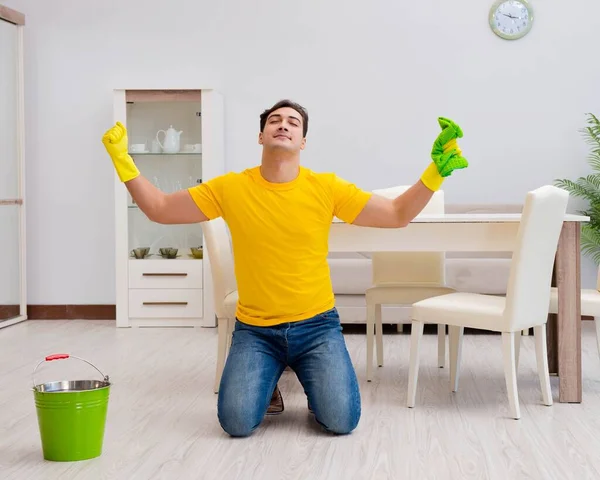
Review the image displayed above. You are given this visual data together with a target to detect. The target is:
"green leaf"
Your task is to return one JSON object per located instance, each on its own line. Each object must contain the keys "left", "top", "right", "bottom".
{"left": 583, "top": 174, "right": 600, "bottom": 189}
{"left": 581, "top": 224, "right": 600, "bottom": 265}
{"left": 587, "top": 151, "right": 600, "bottom": 172}
{"left": 555, "top": 113, "right": 600, "bottom": 265}
{"left": 580, "top": 113, "right": 600, "bottom": 147}
{"left": 554, "top": 177, "right": 600, "bottom": 204}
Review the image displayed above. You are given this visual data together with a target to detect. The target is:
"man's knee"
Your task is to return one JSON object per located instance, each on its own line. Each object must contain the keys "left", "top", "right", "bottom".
{"left": 218, "top": 402, "right": 261, "bottom": 437}
{"left": 218, "top": 415, "right": 258, "bottom": 437}
{"left": 217, "top": 389, "right": 264, "bottom": 437}
{"left": 322, "top": 411, "right": 360, "bottom": 435}
{"left": 314, "top": 398, "right": 361, "bottom": 435}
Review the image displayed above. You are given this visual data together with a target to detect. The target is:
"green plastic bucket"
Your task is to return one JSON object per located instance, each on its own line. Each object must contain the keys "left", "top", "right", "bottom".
{"left": 32, "top": 354, "right": 111, "bottom": 462}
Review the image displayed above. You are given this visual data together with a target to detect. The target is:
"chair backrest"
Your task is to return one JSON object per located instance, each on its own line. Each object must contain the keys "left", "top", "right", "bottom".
{"left": 504, "top": 185, "right": 569, "bottom": 331}
{"left": 370, "top": 185, "right": 446, "bottom": 286}
{"left": 201, "top": 217, "right": 237, "bottom": 319}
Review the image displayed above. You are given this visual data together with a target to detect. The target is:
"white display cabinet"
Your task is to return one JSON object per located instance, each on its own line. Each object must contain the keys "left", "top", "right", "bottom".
{"left": 113, "top": 88, "right": 224, "bottom": 328}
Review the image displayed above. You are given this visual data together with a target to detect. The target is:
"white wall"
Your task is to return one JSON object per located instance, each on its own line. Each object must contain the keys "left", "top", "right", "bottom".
{"left": 4, "top": 0, "right": 600, "bottom": 303}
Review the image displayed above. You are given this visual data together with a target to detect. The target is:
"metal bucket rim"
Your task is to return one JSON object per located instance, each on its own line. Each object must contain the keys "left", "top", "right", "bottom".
{"left": 33, "top": 379, "right": 111, "bottom": 393}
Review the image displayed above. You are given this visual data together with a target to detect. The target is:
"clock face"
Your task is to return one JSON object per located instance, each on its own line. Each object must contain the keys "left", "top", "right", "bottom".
{"left": 489, "top": 0, "right": 533, "bottom": 40}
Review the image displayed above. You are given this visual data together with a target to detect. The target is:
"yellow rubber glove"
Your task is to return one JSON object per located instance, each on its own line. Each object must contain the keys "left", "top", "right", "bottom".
{"left": 101, "top": 122, "right": 140, "bottom": 183}
{"left": 420, "top": 162, "right": 445, "bottom": 191}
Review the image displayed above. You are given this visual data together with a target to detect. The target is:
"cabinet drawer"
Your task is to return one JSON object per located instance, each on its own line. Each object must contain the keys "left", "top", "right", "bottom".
{"left": 129, "top": 259, "right": 203, "bottom": 289}
{"left": 129, "top": 289, "right": 203, "bottom": 318}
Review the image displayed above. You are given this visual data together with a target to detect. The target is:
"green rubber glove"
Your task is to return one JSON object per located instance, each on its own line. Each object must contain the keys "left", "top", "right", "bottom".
{"left": 420, "top": 117, "right": 468, "bottom": 191}
{"left": 431, "top": 117, "right": 468, "bottom": 177}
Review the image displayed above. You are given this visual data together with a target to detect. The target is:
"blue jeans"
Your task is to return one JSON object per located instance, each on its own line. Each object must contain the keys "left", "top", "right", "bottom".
{"left": 217, "top": 307, "right": 361, "bottom": 437}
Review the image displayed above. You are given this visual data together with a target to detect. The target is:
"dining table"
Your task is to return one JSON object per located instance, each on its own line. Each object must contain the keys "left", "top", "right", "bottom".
{"left": 328, "top": 212, "right": 589, "bottom": 403}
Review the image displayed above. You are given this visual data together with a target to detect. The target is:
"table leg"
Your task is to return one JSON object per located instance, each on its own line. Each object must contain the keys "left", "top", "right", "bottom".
{"left": 555, "top": 221, "right": 582, "bottom": 403}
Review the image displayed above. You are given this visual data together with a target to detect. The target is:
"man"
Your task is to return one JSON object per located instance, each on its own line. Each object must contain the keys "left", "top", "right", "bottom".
{"left": 102, "top": 99, "right": 468, "bottom": 437}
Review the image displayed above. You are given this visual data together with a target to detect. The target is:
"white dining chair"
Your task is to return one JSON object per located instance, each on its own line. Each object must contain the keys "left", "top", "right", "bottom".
{"left": 406, "top": 185, "right": 569, "bottom": 419}
{"left": 201, "top": 217, "right": 238, "bottom": 393}
{"left": 549, "top": 265, "right": 600, "bottom": 357}
{"left": 365, "top": 186, "right": 454, "bottom": 381}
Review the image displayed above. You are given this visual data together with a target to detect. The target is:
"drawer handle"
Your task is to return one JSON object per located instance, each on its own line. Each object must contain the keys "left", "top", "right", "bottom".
{"left": 142, "top": 301, "right": 189, "bottom": 306}
{"left": 0, "top": 199, "right": 23, "bottom": 206}
{"left": 142, "top": 273, "right": 188, "bottom": 277}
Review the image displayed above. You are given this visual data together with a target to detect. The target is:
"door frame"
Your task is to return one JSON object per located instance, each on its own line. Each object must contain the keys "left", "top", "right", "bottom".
{"left": 0, "top": 5, "right": 26, "bottom": 329}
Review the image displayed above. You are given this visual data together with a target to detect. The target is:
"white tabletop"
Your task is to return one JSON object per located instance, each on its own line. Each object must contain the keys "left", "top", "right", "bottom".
{"left": 333, "top": 213, "right": 589, "bottom": 224}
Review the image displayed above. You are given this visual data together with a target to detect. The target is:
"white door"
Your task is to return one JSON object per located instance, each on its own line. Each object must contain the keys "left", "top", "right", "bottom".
{"left": 0, "top": 13, "right": 26, "bottom": 328}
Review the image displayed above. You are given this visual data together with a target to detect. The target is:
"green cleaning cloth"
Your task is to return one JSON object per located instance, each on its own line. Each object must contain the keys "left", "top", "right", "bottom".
{"left": 431, "top": 117, "right": 469, "bottom": 177}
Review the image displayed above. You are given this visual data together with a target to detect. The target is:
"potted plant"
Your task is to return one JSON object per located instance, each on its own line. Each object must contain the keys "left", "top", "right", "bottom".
{"left": 555, "top": 113, "right": 600, "bottom": 264}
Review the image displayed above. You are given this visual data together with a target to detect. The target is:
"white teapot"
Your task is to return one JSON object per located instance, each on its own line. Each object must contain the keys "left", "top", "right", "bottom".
{"left": 156, "top": 125, "right": 183, "bottom": 154}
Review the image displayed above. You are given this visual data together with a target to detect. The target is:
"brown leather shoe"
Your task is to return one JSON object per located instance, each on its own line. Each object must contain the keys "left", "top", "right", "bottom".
{"left": 266, "top": 385, "right": 284, "bottom": 415}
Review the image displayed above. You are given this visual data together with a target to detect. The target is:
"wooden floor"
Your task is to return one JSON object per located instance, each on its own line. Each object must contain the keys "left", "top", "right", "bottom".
{"left": 2, "top": 320, "right": 600, "bottom": 480}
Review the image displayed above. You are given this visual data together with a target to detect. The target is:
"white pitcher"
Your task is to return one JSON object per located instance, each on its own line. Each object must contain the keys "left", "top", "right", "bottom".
{"left": 156, "top": 125, "right": 183, "bottom": 154}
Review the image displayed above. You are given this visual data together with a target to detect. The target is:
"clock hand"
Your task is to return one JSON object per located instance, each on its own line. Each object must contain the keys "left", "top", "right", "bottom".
{"left": 504, "top": 13, "right": 521, "bottom": 22}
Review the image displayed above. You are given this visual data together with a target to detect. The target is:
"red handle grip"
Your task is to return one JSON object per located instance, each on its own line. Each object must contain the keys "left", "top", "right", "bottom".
{"left": 45, "top": 354, "right": 70, "bottom": 361}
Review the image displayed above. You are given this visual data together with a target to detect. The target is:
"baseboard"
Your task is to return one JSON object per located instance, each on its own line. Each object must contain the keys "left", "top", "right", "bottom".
{"left": 0, "top": 305, "right": 20, "bottom": 318}
{"left": 27, "top": 305, "right": 116, "bottom": 320}
{"left": 2, "top": 305, "right": 595, "bottom": 322}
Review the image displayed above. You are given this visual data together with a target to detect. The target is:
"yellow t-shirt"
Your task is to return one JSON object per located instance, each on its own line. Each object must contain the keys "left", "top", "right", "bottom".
{"left": 188, "top": 166, "right": 372, "bottom": 327}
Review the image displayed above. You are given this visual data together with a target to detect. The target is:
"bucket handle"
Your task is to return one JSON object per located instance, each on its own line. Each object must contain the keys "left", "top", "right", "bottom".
{"left": 32, "top": 354, "right": 109, "bottom": 390}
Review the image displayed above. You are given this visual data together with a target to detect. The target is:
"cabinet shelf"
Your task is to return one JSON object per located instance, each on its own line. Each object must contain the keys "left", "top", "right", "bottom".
{"left": 130, "top": 152, "right": 202, "bottom": 157}
{"left": 128, "top": 256, "right": 202, "bottom": 261}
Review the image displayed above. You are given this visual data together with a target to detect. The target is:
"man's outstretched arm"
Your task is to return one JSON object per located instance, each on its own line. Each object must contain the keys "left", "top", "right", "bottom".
{"left": 102, "top": 122, "right": 209, "bottom": 224}
{"left": 353, "top": 180, "right": 435, "bottom": 228}
{"left": 124, "top": 176, "right": 208, "bottom": 224}
{"left": 352, "top": 117, "right": 468, "bottom": 228}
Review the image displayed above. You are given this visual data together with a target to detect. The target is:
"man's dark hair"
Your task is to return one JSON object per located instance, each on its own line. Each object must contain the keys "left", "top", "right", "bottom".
{"left": 260, "top": 99, "right": 309, "bottom": 137}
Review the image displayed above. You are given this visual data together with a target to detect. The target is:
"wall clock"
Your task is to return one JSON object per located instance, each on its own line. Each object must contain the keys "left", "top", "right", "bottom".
{"left": 489, "top": 0, "right": 534, "bottom": 40}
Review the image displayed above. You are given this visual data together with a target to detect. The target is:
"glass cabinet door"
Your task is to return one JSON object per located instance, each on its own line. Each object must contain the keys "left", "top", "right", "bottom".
{"left": 0, "top": 16, "right": 25, "bottom": 327}
{"left": 125, "top": 93, "right": 204, "bottom": 259}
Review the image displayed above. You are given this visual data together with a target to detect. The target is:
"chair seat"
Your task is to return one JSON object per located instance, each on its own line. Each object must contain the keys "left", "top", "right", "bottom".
{"left": 412, "top": 292, "right": 507, "bottom": 331}
{"left": 223, "top": 291, "right": 239, "bottom": 319}
{"left": 366, "top": 284, "right": 455, "bottom": 305}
